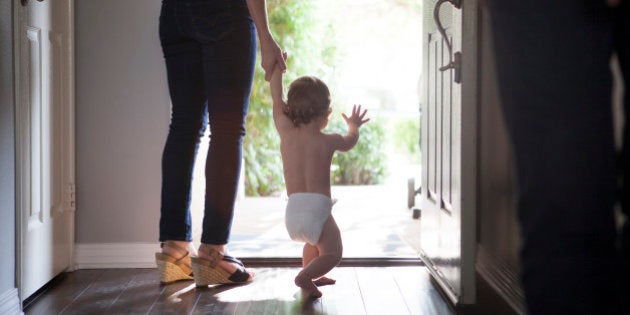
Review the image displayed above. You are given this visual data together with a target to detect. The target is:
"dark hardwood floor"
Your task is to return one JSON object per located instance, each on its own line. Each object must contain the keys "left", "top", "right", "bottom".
{"left": 23, "top": 267, "right": 516, "bottom": 315}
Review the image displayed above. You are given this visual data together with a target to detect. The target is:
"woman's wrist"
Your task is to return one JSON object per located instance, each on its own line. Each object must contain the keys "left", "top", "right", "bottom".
{"left": 257, "top": 31, "right": 275, "bottom": 45}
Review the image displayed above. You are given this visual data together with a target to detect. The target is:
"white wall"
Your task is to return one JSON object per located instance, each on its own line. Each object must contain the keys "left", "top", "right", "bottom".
{"left": 75, "top": 0, "right": 170, "bottom": 243}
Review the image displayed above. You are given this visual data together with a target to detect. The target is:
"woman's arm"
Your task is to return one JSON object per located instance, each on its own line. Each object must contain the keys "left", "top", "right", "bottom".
{"left": 245, "top": 0, "right": 286, "bottom": 81}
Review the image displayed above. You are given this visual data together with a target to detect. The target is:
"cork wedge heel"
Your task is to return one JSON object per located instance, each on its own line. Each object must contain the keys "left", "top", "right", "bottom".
{"left": 155, "top": 242, "right": 194, "bottom": 284}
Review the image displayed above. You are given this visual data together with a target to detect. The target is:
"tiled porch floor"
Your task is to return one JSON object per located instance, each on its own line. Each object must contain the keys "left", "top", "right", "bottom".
{"left": 192, "top": 184, "right": 423, "bottom": 258}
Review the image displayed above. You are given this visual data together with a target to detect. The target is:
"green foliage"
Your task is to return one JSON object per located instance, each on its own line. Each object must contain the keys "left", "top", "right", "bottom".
{"left": 244, "top": 0, "right": 337, "bottom": 196}
{"left": 244, "top": 0, "right": 421, "bottom": 194}
{"left": 328, "top": 118, "right": 388, "bottom": 185}
{"left": 390, "top": 117, "right": 421, "bottom": 164}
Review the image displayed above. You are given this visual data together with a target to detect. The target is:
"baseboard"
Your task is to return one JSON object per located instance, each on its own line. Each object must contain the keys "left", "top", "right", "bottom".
{"left": 74, "top": 243, "right": 160, "bottom": 269}
{"left": 0, "top": 288, "right": 23, "bottom": 315}
{"left": 476, "top": 245, "right": 525, "bottom": 315}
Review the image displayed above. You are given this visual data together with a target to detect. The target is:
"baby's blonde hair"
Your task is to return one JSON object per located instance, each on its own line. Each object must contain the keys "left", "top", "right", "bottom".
{"left": 285, "top": 76, "right": 330, "bottom": 127}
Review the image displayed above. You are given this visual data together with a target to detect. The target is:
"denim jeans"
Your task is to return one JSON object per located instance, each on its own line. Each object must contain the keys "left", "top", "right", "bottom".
{"left": 487, "top": 1, "right": 628, "bottom": 314}
{"left": 158, "top": 0, "right": 256, "bottom": 245}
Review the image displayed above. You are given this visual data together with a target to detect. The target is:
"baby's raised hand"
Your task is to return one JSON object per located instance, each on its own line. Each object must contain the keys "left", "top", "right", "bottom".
{"left": 342, "top": 104, "right": 370, "bottom": 128}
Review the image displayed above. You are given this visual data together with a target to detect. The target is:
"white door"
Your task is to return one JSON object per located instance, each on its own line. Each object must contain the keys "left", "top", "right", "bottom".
{"left": 418, "top": 0, "right": 478, "bottom": 305}
{"left": 15, "top": 0, "right": 75, "bottom": 300}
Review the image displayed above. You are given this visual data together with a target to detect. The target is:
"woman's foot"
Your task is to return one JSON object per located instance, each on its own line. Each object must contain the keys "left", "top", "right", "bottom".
{"left": 295, "top": 274, "right": 322, "bottom": 298}
{"left": 197, "top": 244, "right": 254, "bottom": 282}
{"left": 162, "top": 241, "right": 196, "bottom": 260}
{"left": 313, "top": 276, "right": 336, "bottom": 286}
{"left": 156, "top": 241, "right": 195, "bottom": 283}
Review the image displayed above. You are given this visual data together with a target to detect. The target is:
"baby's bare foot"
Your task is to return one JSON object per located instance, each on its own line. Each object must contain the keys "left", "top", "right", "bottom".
{"left": 295, "top": 274, "right": 322, "bottom": 298}
{"left": 313, "top": 276, "right": 336, "bottom": 286}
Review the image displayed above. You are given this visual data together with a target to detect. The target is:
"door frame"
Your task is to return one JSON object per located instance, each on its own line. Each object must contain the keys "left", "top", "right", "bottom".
{"left": 456, "top": 0, "right": 479, "bottom": 305}
{"left": 14, "top": 0, "right": 76, "bottom": 302}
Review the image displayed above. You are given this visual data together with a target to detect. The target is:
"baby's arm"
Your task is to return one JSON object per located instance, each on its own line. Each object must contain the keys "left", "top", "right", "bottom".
{"left": 332, "top": 105, "right": 370, "bottom": 152}
{"left": 270, "top": 59, "right": 292, "bottom": 131}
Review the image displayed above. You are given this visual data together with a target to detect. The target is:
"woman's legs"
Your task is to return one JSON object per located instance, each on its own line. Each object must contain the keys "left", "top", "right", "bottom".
{"left": 158, "top": 0, "right": 255, "bottom": 270}
{"left": 198, "top": 6, "right": 256, "bottom": 247}
{"left": 158, "top": 0, "right": 207, "bottom": 245}
{"left": 295, "top": 216, "right": 343, "bottom": 296}
{"left": 191, "top": 3, "right": 256, "bottom": 278}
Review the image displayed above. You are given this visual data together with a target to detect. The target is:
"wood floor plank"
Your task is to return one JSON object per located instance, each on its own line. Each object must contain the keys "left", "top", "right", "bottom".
{"left": 105, "top": 269, "right": 164, "bottom": 314}
{"left": 191, "top": 282, "right": 248, "bottom": 314}
{"left": 59, "top": 269, "right": 139, "bottom": 314}
{"left": 319, "top": 267, "right": 366, "bottom": 315}
{"left": 390, "top": 267, "right": 455, "bottom": 315}
{"left": 214, "top": 267, "right": 314, "bottom": 315}
{"left": 147, "top": 280, "right": 199, "bottom": 315}
{"left": 354, "top": 267, "right": 412, "bottom": 314}
{"left": 25, "top": 270, "right": 105, "bottom": 315}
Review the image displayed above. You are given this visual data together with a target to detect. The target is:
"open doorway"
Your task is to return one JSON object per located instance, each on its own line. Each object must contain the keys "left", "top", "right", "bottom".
{"left": 190, "top": 0, "right": 423, "bottom": 259}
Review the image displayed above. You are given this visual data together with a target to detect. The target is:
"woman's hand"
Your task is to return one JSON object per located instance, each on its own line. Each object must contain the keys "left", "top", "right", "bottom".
{"left": 260, "top": 35, "right": 286, "bottom": 81}
{"left": 245, "top": 0, "right": 287, "bottom": 81}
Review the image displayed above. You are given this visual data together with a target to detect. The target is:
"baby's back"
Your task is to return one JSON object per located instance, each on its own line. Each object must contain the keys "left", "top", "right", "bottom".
{"left": 280, "top": 129, "right": 335, "bottom": 197}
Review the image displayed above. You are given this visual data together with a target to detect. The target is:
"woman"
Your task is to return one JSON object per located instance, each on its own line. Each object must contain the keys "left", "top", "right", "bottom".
{"left": 155, "top": 0, "right": 285, "bottom": 285}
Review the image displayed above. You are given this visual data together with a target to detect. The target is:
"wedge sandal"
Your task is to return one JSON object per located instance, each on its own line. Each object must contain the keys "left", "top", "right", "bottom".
{"left": 191, "top": 248, "right": 252, "bottom": 286}
{"left": 155, "top": 241, "right": 194, "bottom": 284}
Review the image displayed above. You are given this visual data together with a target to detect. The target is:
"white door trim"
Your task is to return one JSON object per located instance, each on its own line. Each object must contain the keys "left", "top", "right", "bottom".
{"left": 74, "top": 243, "right": 161, "bottom": 269}
{"left": 65, "top": 0, "right": 77, "bottom": 273}
{"left": 458, "top": 0, "right": 480, "bottom": 305}
{"left": 0, "top": 288, "right": 22, "bottom": 315}
{"left": 14, "top": 0, "right": 25, "bottom": 302}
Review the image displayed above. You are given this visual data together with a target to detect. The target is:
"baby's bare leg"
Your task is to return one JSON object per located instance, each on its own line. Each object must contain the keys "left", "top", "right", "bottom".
{"left": 302, "top": 244, "right": 318, "bottom": 267}
{"left": 295, "top": 216, "right": 343, "bottom": 297}
{"left": 302, "top": 244, "right": 335, "bottom": 286}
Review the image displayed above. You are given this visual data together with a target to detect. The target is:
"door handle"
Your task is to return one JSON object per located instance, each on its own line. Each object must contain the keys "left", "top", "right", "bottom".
{"left": 21, "top": 0, "right": 44, "bottom": 7}
{"left": 434, "top": 0, "right": 462, "bottom": 83}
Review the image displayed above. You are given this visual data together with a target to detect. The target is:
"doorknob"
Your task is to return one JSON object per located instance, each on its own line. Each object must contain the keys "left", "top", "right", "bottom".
{"left": 434, "top": 0, "right": 462, "bottom": 83}
{"left": 21, "top": 0, "right": 44, "bottom": 6}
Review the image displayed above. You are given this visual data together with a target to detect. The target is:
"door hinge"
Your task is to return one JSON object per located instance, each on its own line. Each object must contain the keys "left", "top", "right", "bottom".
{"left": 67, "top": 183, "right": 76, "bottom": 212}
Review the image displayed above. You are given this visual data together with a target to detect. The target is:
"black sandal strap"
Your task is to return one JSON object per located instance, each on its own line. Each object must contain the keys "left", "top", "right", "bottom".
{"left": 222, "top": 254, "right": 244, "bottom": 267}
{"left": 227, "top": 266, "right": 251, "bottom": 283}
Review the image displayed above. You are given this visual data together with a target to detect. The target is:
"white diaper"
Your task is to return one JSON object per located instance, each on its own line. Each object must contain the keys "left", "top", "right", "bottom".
{"left": 285, "top": 193, "right": 333, "bottom": 245}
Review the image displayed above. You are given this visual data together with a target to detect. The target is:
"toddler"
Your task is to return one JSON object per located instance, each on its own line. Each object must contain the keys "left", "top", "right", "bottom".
{"left": 270, "top": 60, "right": 369, "bottom": 297}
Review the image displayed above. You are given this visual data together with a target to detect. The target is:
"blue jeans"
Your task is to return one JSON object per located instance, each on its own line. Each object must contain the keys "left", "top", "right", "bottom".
{"left": 158, "top": 0, "right": 256, "bottom": 245}
{"left": 487, "top": 1, "right": 628, "bottom": 314}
